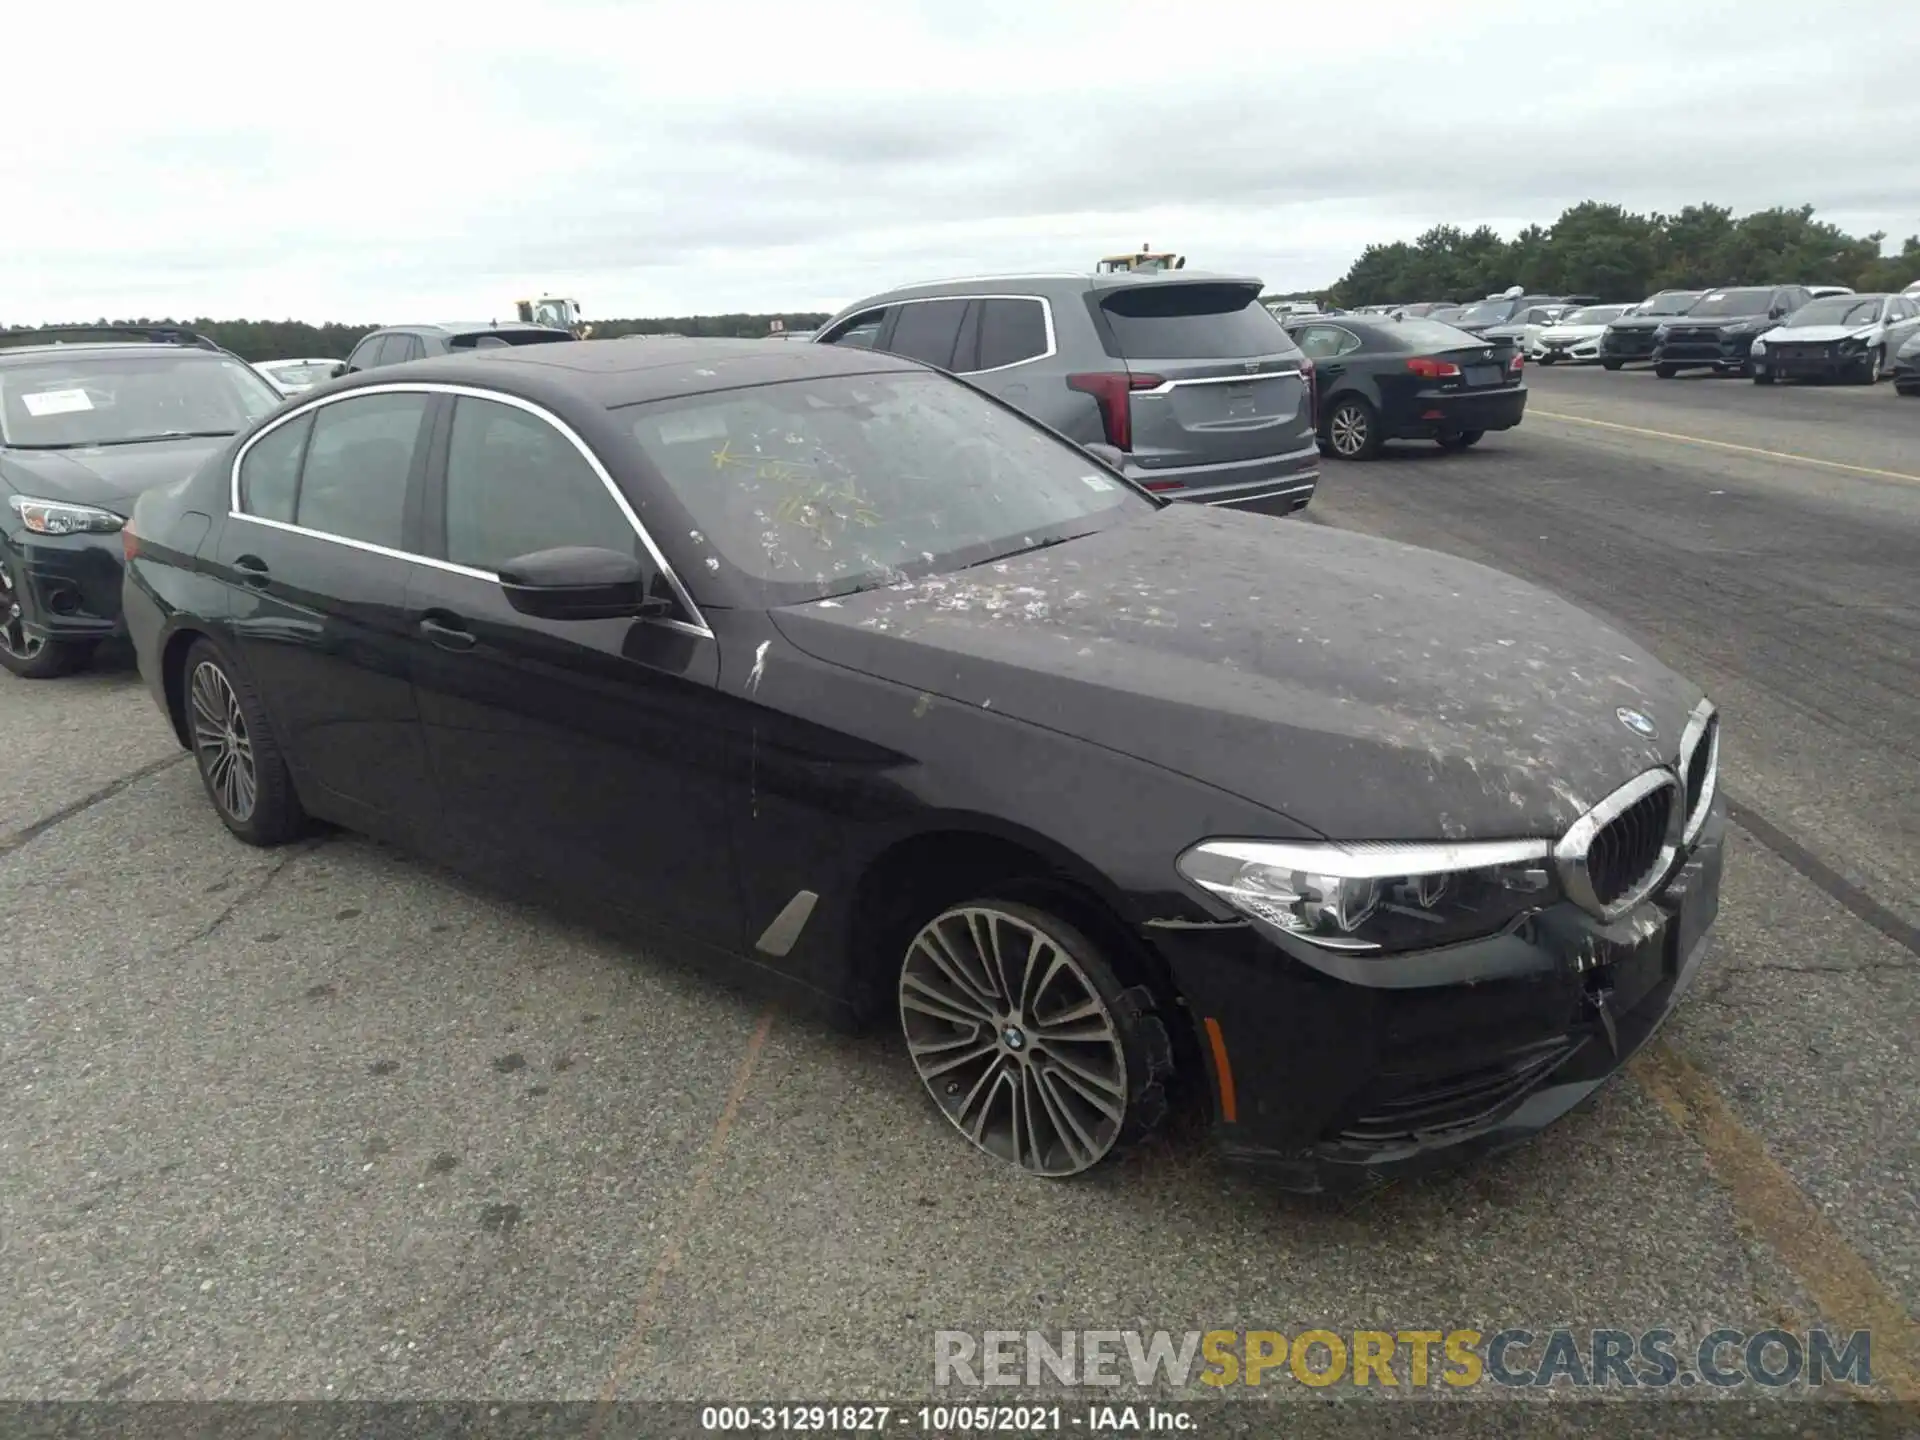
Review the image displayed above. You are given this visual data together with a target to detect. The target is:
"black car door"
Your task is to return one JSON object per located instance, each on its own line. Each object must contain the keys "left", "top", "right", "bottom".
{"left": 217, "top": 388, "right": 438, "bottom": 841}
{"left": 402, "top": 389, "right": 742, "bottom": 945}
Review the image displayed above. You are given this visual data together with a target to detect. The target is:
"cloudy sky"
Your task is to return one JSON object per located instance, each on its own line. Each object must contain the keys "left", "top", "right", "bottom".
{"left": 8, "top": 0, "right": 1918, "bottom": 325}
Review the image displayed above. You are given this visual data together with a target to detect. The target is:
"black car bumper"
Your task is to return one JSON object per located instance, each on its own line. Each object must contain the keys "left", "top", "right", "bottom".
{"left": 1387, "top": 384, "right": 1527, "bottom": 439}
{"left": 1600, "top": 329, "right": 1661, "bottom": 361}
{"left": 1755, "top": 347, "right": 1864, "bottom": 380}
{"left": 1149, "top": 801, "right": 1725, "bottom": 1192}
{"left": 1, "top": 527, "right": 129, "bottom": 642}
{"left": 1654, "top": 337, "right": 1757, "bottom": 370}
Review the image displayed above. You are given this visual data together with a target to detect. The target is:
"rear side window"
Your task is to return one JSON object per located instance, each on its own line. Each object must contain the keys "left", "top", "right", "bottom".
{"left": 448, "top": 329, "right": 573, "bottom": 350}
{"left": 1097, "top": 284, "right": 1294, "bottom": 359}
{"left": 971, "top": 298, "right": 1050, "bottom": 370}
{"left": 442, "top": 396, "right": 635, "bottom": 574}
{"left": 884, "top": 299, "right": 969, "bottom": 368}
{"left": 295, "top": 392, "right": 429, "bottom": 548}
{"left": 819, "top": 309, "right": 886, "bottom": 349}
{"left": 238, "top": 412, "right": 312, "bottom": 523}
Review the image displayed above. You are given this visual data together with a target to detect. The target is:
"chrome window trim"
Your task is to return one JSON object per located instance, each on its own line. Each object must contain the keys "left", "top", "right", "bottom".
{"left": 1132, "top": 367, "right": 1311, "bottom": 396}
{"left": 228, "top": 380, "right": 713, "bottom": 640}
{"left": 1553, "top": 768, "right": 1683, "bottom": 921}
{"left": 1676, "top": 698, "right": 1720, "bottom": 847}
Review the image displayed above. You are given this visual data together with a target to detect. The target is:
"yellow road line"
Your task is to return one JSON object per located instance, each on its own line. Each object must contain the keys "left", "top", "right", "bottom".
{"left": 592, "top": 1009, "right": 776, "bottom": 1420}
{"left": 1530, "top": 409, "right": 1920, "bottom": 486}
{"left": 1631, "top": 1040, "right": 1920, "bottom": 1402}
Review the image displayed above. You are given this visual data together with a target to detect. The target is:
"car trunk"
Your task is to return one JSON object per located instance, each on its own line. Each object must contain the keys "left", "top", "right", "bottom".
{"left": 1084, "top": 280, "right": 1311, "bottom": 468}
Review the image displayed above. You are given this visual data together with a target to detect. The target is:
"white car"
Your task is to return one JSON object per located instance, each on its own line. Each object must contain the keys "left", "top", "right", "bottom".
{"left": 1904, "top": 279, "right": 1920, "bottom": 297}
{"left": 1530, "top": 303, "right": 1636, "bottom": 364}
{"left": 1804, "top": 285, "right": 1855, "bottom": 299}
{"left": 254, "top": 357, "right": 341, "bottom": 396}
{"left": 1749, "top": 291, "right": 1920, "bottom": 385}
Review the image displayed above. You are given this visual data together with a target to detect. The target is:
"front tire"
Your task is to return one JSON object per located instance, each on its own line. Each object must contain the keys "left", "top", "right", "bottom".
{"left": 1323, "top": 396, "right": 1382, "bottom": 460}
{"left": 898, "top": 900, "right": 1170, "bottom": 1178}
{"left": 1601, "top": 359, "right": 1623, "bottom": 371}
{"left": 1752, "top": 368, "right": 1774, "bottom": 386}
{"left": 0, "top": 554, "right": 93, "bottom": 679}
{"left": 184, "top": 638, "right": 307, "bottom": 846}
{"left": 1655, "top": 364, "right": 1679, "bottom": 379}
{"left": 1864, "top": 346, "right": 1887, "bottom": 384}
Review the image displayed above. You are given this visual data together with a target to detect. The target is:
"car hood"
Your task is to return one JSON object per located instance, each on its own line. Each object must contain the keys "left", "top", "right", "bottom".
{"left": 1608, "top": 314, "right": 1677, "bottom": 330}
{"left": 769, "top": 505, "right": 1700, "bottom": 843}
{"left": 1667, "top": 314, "right": 1768, "bottom": 330}
{"left": 0, "top": 435, "right": 230, "bottom": 513}
{"left": 1760, "top": 324, "right": 1876, "bottom": 344}
{"left": 1540, "top": 324, "right": 1610, "bottom": 341}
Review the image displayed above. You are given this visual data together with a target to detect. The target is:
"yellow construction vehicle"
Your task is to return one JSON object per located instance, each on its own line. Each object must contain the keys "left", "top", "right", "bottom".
{"left": 1096, "top": 246, "right": 1187, "bottom": 274}
{"left": 513, "top": 296, "right": 591, "bottom": 338}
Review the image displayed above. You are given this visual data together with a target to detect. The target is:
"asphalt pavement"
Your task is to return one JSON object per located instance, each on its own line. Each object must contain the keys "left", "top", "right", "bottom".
{"left": 1, "top": 364, "right": 1915, "bottom": 1419}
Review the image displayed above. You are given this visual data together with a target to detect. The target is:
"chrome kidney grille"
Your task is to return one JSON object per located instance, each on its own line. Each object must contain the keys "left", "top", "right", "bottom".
{"left": 1554, "top": 769, "right": 1683, "bottom": 921}
{"left": 1554, "top": 699, "right": 1720, "bottom": 921}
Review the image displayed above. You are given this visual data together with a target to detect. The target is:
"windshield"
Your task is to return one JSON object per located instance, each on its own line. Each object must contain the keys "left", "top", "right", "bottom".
{"left": 624, "top": 371, "right": 1155, "bottom": 607}
{"left": 1785, "top": 295, "right": 1884, "bottom": 328}
{"left": 1638, "top": 292, "right": 1703, "bottom": 316}
{"left": 0, "top": 353, "right": 282, "bottom": 448}
{"left": 1560, "top": 305, "right": 1631, "bottom": 326}
{"left": 1455, "top": 298, "right": 1518, "bottom": 325}
{"left": 264, "top": 362, "right": 335, "bottom": 387}
{"left": 1685, "top": 289, "right": 1774, "bottom": 318}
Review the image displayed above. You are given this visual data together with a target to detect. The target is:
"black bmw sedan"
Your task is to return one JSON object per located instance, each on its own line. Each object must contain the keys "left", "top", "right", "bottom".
{"left": 124, "top": 339, "right": 1724, "bottom": 1190}
{"left": 1281, "top": 315, "right": 1528, "bottom": 459}
{"left": 1, "top": 327, "right": 285, "bottom": 677}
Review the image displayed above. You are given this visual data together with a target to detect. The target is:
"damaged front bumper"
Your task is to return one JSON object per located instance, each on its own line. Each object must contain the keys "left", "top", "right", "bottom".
{"left": 1146, "top": 799, "right": 1727, "bottom": 1193}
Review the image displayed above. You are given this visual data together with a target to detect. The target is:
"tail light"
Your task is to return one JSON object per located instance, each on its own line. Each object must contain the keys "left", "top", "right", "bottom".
{"left": 1299, "top": 358, "right": 1317, "bottom": 419}
{"left": 1065, "top": 371, "right": 1164, "bottom": 451}
{"left": 1406, "top": 357, "right": 1462, "bottom": 379}
{"left": 121, "top": 517, "right": 140, "bottom": 563}
{"left": 1509, "top": 352, "right": 1525, "bottom": 373}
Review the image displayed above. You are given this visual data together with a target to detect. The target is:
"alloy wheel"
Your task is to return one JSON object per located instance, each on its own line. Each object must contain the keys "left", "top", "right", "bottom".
{"left": 1328, "top": 404, "right": 1370, "bottom": 457}
{"left": 899, "top": 905, "right": 1128, "bottom": 1177}
{"left": 190, "top": 660, "right": 258, "bottom": 822}
{"left": 0, "top": 558, "right": 46, "bottom": 663}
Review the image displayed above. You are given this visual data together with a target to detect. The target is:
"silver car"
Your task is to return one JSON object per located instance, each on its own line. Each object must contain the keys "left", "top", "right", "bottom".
{"left": 814, "top": 270, "right": 1320, "bottom": 516}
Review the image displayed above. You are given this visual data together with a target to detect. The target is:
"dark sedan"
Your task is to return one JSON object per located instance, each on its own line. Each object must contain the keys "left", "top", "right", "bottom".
{"left": 1895, "top": 331, "right": 1920, "bottom": 395}
{"left": 1283, "top": 316, "right": 1527, "bottom": 459}
{"left": 124, "top": 339, "right": 1724, "bottom": 1191}
{"left": 1, "top": 327, "right": 284, "bottom": 677}
{"left": 1598, "top": 290, "right": 1704, "bottom": 369}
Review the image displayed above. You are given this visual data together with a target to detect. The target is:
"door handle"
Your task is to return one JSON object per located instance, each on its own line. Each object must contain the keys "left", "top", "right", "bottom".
{"left": 234, "top": 555, "right": 271, "bottom": 589}
{"left": 418, "top": 614, "right": 476, "bottom": 652}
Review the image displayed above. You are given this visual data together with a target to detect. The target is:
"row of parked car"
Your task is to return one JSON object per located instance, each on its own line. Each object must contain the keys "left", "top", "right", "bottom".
{"left": 1343, "top": 281, "right": 1920, "bottom": 391}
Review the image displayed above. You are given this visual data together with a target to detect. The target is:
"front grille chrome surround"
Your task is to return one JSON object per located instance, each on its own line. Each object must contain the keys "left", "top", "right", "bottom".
{"left": 1554, "top": 769, "right": 1683, "bottom": 921}
{"left": 1677, "top": 699, "right": 1720, "bottom": 846}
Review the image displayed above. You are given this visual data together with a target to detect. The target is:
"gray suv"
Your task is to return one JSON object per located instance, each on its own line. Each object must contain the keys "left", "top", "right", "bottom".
{"left": 340, "top": 321, "right": 574, "bottom": 374}
{"left": 814, "top": 271, "right": 1319, "bottom": 515}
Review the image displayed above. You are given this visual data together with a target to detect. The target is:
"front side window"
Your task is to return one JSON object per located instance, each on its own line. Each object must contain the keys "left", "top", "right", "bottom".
{"left": 294, "top": 392, "right": 429, "bottom": 548}
{"left": 0, "top": 354, "right": 282, "bottom": 449}
{"left": 623, "top": 370, "right": 1154, "bottom": 607}
{"left": 819, "top": 309, "right": 887, "bottom": 350}
{"left": 238, "top": 411, "right": 312, "bottom": 523}
{"left": 443, "top": 396, "right": 636, "bottom": 574}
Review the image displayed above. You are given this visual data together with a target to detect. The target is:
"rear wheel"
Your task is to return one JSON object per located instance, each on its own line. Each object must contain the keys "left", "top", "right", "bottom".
{"left": 1438, "top": 430, "right": 1484, "bottom": 451}
{"left": 898, "top": 900, "right": 1171, "bottom": 1178}
{"left": 1324, "top": 397, "right": 1381, "bottom": 460}
{"left": 0, "top": 553, "right": 92, "bottom": 679}
{"left": 184, "top": 638, "right": 307, "bottom": 846}
{"left": 1655, "top": 364, "right": 1679, "bottom": 379}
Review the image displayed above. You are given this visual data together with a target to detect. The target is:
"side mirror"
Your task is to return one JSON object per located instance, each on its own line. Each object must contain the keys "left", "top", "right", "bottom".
{"left": 331, "top": 362, "right": 349, "bottom": 377}
{"left": 1082, "top": 442, "right": 1126, "bottom": 471}
{"left": 498, "top": 546, "right": 663, "bottom": 621}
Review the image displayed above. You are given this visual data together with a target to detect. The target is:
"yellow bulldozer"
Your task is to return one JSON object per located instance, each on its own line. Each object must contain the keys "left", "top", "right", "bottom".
{"left": 1096, "top": 245, "right": 1187, "bottom": 274}
{"left": 514, "top": 296, "right": 592, "bottom": 338}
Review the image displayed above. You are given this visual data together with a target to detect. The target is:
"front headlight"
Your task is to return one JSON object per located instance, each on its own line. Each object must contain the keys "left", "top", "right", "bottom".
{"left": 6, "top": 495, "right": 125, "bottom": 536}
{"left": 1175, "top": 838, "right": 1556, "bottom": 954}
{"left": 1837, "top": 334, "right": 1867, "bottom": 353}
{"left": 1653, "top": 323, "right": 1672, "bottom": 339}
{"left": 1750, "top": 339, "right": 1767, "bottom": 355}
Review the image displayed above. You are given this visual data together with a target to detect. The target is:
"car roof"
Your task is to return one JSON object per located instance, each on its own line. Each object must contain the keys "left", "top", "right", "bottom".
{"left": 375, "top": 321, "right": 569, "bottom": 336}
{"left": 317, "top": 335, "right": 924, "bottom": 410}
{"left": 0, "top": 339, "right": 235, "bottom": 366}
{"left": 873, "top": 268, "right": 1264, "bottom": 300}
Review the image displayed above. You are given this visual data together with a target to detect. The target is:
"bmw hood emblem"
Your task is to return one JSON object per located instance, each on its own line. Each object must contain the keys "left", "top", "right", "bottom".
{"left": 1616, "top": 707, "right": 1659, "bottom": 740}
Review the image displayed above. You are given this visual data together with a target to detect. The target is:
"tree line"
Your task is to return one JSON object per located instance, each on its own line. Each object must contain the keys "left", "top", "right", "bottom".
{"left": 1325, "top": 202, "right": 1920, "bottom": 307}
{"left": 0, "top": 313, "right": 833, "bottom": 363}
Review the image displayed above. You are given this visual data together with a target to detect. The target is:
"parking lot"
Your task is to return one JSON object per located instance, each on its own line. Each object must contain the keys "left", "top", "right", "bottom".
{"left": 2, "top": 361, "right": 1916, "bottom": 1415}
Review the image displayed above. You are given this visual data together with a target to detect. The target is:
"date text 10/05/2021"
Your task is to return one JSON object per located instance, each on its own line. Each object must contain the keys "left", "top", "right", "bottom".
{"left": 699, "top": 1406, "right": 1196, "bottom": 1433}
